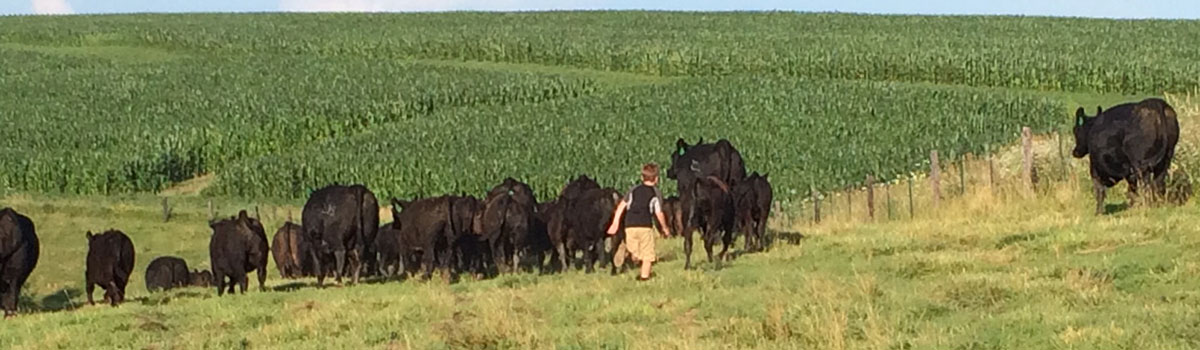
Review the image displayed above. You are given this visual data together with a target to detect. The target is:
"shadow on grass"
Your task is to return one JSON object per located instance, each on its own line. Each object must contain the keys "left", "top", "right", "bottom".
{"left": 1104, "top": 202, "right": 1130, "bottom": 215}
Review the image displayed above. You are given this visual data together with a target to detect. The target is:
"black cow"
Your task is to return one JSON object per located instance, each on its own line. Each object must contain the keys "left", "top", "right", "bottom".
{"left": 390, "top": 196, "right": 455, "bottom": 281}
{"left": 375, "top": 222, "right": 403, "bottom": 277}
{"left": 209, "top": 210, "right": 269, "bottom": 296}
{"left": 1073, "top": 98, "right": 1180, "bottom": 214}
{"left": 683, "top": 176, "right": 736, "bottom": 269}
{"left": 447, "top": 195, "right": 485, "bottom": 277}
{"left": 190, "top": 269, "right": 214, "bottom": 288}
{"left": 668, "top": 138, "right": 746, "bottom": 241}
{"left": 0, "top": 208, "right": 38, "bottom": 317}
{"left": 145, "top": 256, "right": 190, "bottom": 292}
{"left": 271, "top": 222, "right": 308, "bottom": 279}
{"left": 302, "top": 184, "right": 379, "bottom": 286}
{"left": 733, "top": 172, "right": 773, "bottom": 253}
{"left": 475, "top": 178, "right": 538, "bottom": 274}
{"left": 562, "top": 187, "right": 621, "bottom": 273}
{"left": 85, "top": 230, "right": 135, "bottom": 306}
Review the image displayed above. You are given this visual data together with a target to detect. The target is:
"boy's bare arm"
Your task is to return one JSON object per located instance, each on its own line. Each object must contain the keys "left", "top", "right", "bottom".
{"left": 606, "top": 201, "right": 628, "bottom": 235}
{"left": 655, "top": 210, "right": 671, "bottom": 237}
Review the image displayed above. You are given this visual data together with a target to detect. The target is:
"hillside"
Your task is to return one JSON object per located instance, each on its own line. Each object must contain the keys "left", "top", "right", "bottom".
{"left": 1, "top": 12, "right": 1199, "bottom": 350}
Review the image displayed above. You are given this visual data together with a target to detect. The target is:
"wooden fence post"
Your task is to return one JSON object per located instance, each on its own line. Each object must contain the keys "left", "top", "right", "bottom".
{"left": 907, "top": 176, "right": 915, "bottom": 219}
{"left": 931, "top": 150, "right": 942, "bottom": 208}
{"left": 161, "top": 197, "right": 170, "bottom": 223}
{"left": 208, "top": 199, "right": 215, "bottom": 221}
{"left": 1058, "top": 131, "right": 1067, "bottom": 181}
{"left": 987, "top": 144, "right": 996, "bottom": 194}
{"left": 811, "top": 185, "right": 820, "bottom": 225}
{"left": 866, "top": 175, "right": 876, "bottom": 220}
{"left": 1021, "top": 127, "right": 1034, "bottom": 196}
{"left": 846, "top": 187, "right": 853, "bottom": 222}
{"left": 885, "top": 182, "right": 893, "bottom": 220}
{"left": 959, "top": 154, "right": 967, "bottom": 196}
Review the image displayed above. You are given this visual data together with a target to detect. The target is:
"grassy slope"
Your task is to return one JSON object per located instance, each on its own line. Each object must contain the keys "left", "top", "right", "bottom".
{"left": 3, "top": 178, "right": 1200, "bottom": 349}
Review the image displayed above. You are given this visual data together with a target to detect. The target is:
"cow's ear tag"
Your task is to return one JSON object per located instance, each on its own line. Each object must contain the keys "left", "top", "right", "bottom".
{"left": 507, "top": 190, "right": 514, "bottom": 196}
{"left": 1076, "top": 117, "right": 1085, "bottom": 126}
{"left": 678, "top": 148, "right": 685, "bottom": 156}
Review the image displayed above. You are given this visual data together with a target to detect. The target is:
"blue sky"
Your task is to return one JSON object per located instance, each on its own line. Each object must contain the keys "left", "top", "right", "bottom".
{"left": 2, "top": 0, "right": 1198, "bottom": 19}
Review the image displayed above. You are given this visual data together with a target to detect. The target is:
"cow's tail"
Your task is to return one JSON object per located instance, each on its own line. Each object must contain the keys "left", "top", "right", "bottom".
{"left": 702, "top": 175, "right": 731, "bottom": 193}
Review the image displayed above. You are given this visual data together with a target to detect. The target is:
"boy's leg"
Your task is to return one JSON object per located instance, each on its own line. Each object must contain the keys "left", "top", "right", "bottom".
{"left": 613, "top": 238, "right": 629, "bottom": 269}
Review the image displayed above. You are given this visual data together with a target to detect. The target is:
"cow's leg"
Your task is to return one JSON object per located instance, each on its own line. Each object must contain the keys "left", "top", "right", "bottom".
{"left": 350, "top": 247, "right": 362, "bottom": 285}
{"left": 422, "top": 243, "right": 436, "bottom": 281}
{"left": 1127, "top": 175, "right": 1141, "bottom": 208}
{"left": 333, "top": 249, "right": 346, "bottom": 285}
{"left": 2, "top": 280, "right": 18, "bottom": 317}
{"left": 213, "top": 273, "right": 225, "bottom": 297}
{"left": 311, "top": 249, "right": 325, "bottom": 287}
{"left": 683, "top": 231, "right": 694, "bottom": 270}
{"left": 511, "top": 247, "right": 521, "bottom": 274}
{"left": 721, "top": 230, "right": 734, "bottom": 262}
{"left": 86, "top": 282, "right": 96, "bottom": 305}
{"left": 439, "top": 244, "right": 454, "bottom": 283}
{"left": 1153, "top": 169, "right": 1169, "bottom": 203}
{"left": 257, "top": 266, "right": 267, "bottom": 292}
{"left": 3, "top": 280, "right": 18, "bottom": 316}
{"left": 107, "top": 281, "right": 120, "bottom": 306}
{"left": 1093, "top": 178, "right": 1107, "bottom": 215}
{"left": 556, "top": 244, "right": 568, "bottom": 273}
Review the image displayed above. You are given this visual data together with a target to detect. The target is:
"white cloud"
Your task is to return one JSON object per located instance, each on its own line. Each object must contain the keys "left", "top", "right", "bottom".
{"left": 279, "top": 0, "right": 589, "bottom": 12}
{"left": 31, "top": 0, "right": 74, "bottom": 14}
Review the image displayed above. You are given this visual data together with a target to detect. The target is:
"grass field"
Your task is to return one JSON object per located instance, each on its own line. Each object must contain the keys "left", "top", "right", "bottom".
{"left": 2, "top": 11, "right": 1200, "bottom": 350}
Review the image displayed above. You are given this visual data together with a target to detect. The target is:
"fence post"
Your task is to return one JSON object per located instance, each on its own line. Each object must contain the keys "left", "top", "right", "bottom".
{"left": 846, "top": 187, "right": 853, "bottom": 222}
{"left": 1022, "top": 127, "right": 1034, "bottom": 196}
{"left": 811, "top": 185, "right": 820, "bottom": 225}
{"left": 907, "top": 175, "right": 915, "bottom": 219}
{"left": 1058, "top": 131, "right": 1067, "bottom": 181}
{"left": 161, "top": 197, "right": 170, "bottom": 223}
{"left": 931, "top": 150, "right": 942, "bottom": 208}
{"left": 208, "top": 199, "right": 215, "bottom": 221}
{"left": 959, "top": 154, "right": 967, "bottom": 196}
{"left": 866, "top": 175, "right": 876, "bottom": 220}
{"left": 987, "top": 144, "right": 996, "bottom": 194}
{"left": 885, "top": 182, "right": 893, "bottom": 220}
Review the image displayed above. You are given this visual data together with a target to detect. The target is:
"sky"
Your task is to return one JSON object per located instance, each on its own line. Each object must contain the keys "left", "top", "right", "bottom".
{"left": 2, "top": 0, "right": 1198, "bottom": 19}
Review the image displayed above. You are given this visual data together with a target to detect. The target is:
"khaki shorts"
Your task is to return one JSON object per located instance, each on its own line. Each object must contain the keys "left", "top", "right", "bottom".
{"left": 615, "top": 227, "right": 657, "bottom": 266}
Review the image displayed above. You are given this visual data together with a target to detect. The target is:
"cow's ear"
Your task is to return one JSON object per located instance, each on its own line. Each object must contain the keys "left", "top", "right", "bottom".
{"left": 1096, "top": 106, "right": 1103, "bottom": 115}
{"left": 1075, "top": 107, "right": 1086, "bottom": 118}
{"left": 238, "top": 210, "right": 249, "bottom": 222}
{"left": 675, "top": 138, "right": 689, "bottom": 155}
{"left": 86, "top": 231, "right": 93, "bottom": 240}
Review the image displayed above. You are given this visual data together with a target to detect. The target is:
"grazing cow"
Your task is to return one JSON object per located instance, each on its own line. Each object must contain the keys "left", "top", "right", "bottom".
{"left": 1072, "top": 98, "right": 1180, "bottom": 214}
{"left": 302, "top": 184, "right": 379, "bottom": 286}
{"left": 682, "top": 176, "right": 736, "bottom": 269}
{"left": 0, "top": 208, "right": 38, "bottom": 317}
{"left": 475, "top": 178, "right": 538, "bottom": 274}
{"left": 209, "top": 210, "right": 269, "bottom": 296}
{"left": 562, "top": 187, "right": 621, "bottom": 273}
{"left": 390, "top": 196, "right": 455, "bottom": 281}
{"left": 271, "top": 222, "right": 308, "bottom": 279}
{"left": 667, "top": 138, "right": 746, "bottom": 241}
{"left": 190, "top": 269, "right": 213, "bottom": 287}
{"left": 375, "top": 222, "right": 403, "bottom": 277}
{"left": 85, "top": 230, "right": 135, "bottom": 306}
{"left": 145, "top": 256, "right": 190, "bottom": 292}
{"left": 733, "top": 172, "right": 773, "bottom": 253}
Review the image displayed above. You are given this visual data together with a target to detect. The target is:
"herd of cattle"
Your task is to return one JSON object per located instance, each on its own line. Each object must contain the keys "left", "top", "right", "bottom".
{"left": 0, "top": 138, "right": 774, "bottom": 316}
{"left": 0, "top": 97, "right": 1184, "bottom": 317}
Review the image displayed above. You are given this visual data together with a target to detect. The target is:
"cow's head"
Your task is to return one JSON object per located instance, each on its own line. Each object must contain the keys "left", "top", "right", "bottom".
{"left": 1071, "top": 107, "right": 1098, "bottom": 158}
{"left": 668, "top": 138, "right": 693, "bottom": 180}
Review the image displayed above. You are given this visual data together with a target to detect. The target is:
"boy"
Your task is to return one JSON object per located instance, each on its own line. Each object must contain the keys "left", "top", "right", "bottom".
{"left": 606, "top": 163, "right": 672, "bottom": 281}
